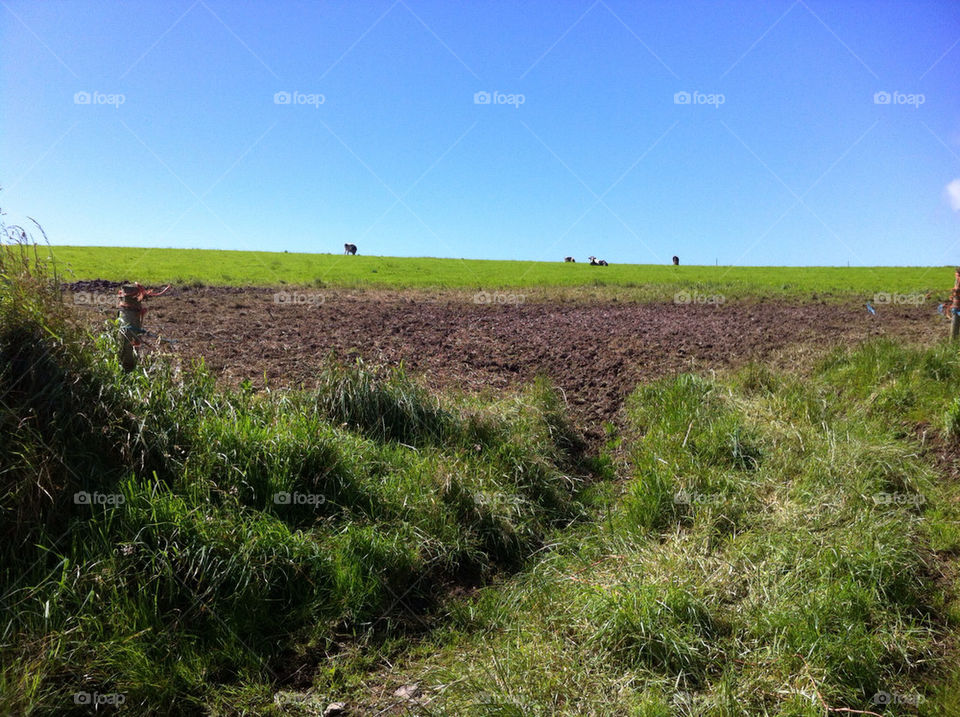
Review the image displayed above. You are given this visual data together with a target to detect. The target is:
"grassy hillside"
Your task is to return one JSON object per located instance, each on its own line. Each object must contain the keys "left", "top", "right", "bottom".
{"left": 49, "top": 245, "right": 953, "bottom": 299}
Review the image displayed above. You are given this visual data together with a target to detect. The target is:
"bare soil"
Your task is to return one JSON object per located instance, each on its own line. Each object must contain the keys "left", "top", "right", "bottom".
{"left": 67, "top": 282, "right": 944, "bottom": 441}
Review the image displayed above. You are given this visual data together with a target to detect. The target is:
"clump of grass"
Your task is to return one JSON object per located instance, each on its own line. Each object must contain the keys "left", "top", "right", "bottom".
{"left": 819, "top": 338, "right": 960, "bottom": 436}
{"left": 944, "top": 396, "right": 960, "bottom": 439}
{"left": 591, "top": 582, "right": 721, "bottom": 683}
{"left": 313, "top": 360, "right": 460, "bottom": 445}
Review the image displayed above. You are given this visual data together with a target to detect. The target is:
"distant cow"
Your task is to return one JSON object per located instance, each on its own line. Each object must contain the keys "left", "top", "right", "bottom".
{"left": 564, "top": 256, "right": 576, "bottom": 262}
{"left": 588, "top": 256, "right": 609, "bottom": 266}
{"left": 344, "top": 243, "right": 357, "bottom": 255}
{"left": 672, "top": 256, "right": 679, "bottom": 266}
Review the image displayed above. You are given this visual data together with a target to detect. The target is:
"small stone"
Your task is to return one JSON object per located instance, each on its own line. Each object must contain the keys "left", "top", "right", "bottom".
{"left": 323, "top": 702, "right": 347, "bottom": 717}
{"left": 393, "top": 683, "right": 420, "bottom": 700}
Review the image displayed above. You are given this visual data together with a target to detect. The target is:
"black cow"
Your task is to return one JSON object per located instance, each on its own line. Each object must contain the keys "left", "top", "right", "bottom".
{"left": 564, "top": 256, "right": 576, "bottom": 262}
{"left": 344, "top": 243, "right": 357, "bottom": 255}
{"left": 672, "top": 256, "right": 680, "bottom": 266}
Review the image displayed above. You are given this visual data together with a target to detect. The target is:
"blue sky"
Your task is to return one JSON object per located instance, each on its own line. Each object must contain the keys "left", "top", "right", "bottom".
{"left": 2, "top": 0, "right": 959, "bottom": 265}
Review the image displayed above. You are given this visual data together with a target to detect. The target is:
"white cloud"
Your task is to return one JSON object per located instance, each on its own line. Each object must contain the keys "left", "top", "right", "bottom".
{"left": 947, "top": 179, "right": 960, "bottom": 212}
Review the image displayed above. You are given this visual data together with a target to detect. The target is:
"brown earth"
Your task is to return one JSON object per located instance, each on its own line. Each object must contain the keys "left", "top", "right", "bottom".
{"left": 66, "top": 282, "right": 945, "bottom": 441}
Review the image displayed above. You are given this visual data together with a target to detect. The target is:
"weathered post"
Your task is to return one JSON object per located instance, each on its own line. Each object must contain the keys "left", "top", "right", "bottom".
{"left": 951, "top": 268, "right": 960, "bottom": 341}
{"left": 116, "top": 282, "right": 171, "bottom": 370}
{"left": 118, "top": 284, "right": 143, "bottom": 371}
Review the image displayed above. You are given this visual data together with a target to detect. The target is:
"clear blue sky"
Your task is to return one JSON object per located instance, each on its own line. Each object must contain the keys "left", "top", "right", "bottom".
{"left": 2, "top": 0, "right": 959, "bottom": 265}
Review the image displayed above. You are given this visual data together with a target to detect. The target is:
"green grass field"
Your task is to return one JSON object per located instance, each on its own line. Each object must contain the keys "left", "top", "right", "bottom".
{"left": 48, "top": 245, "right": 955, "bottom": 299}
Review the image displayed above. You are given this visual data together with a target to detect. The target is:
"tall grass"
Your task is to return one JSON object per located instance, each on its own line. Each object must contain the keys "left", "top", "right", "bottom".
{"left": 354, "top": 344, "right": 960, "bottom": 716}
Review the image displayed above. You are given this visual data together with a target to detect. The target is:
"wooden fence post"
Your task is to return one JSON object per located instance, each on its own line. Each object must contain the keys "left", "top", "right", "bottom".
{"left": 949, "top": 268, "right": 960, "bottom": 341}
{"left": 118, "top": 284, "right": 142, "bottom": 371}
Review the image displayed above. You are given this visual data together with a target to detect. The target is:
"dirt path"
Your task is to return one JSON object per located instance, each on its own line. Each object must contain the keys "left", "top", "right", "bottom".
{"left": 68, "top": 283, "right": 943, "bottom": 440}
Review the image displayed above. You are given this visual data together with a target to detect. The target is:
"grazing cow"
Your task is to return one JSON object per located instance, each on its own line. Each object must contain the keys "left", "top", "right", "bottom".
{"left": 564, "top": 256, "right": 576, "bottom": 262}
{"left": 344, "top": 243, "right": 357, "bottom": 255}
{"left": 588, "top": 256, "right": 609, "bottom": 266}
{"left": 672, "top": 256, "right": 679, "bottom": 266}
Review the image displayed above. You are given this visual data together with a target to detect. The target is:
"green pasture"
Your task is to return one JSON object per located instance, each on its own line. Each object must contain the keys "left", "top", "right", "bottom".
{"left": 47, "top": 245, "right": 955, "bottom": 299}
